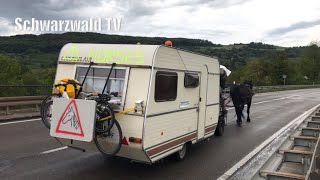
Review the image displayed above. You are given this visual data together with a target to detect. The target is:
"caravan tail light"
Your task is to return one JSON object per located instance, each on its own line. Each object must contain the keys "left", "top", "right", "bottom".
{"left": 129, "top": 137, "right": 142, "bottom": 144}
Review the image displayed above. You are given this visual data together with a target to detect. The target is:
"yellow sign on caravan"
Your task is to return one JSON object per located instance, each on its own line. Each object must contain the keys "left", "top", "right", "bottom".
{"left": 59, "top": 43, "right": 158, "bottom": 65}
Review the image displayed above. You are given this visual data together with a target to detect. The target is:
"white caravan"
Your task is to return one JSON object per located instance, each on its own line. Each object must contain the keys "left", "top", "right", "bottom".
{"left": 53, "top": 43, "right": 222, "bottom": 163}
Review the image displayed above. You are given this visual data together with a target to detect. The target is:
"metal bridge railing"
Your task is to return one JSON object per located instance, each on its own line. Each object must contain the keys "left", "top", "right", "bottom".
{"left": 254, "top": 85, "right": 320, "bottom": 92}
{"left": 0, "top": 86, "right": 51, "bottom": 118}
{"left": 224, "top": 84, "right": 320, "bottom": 94}
{"left": 0, "top": 84, "right": 319, "bottom": 117}
{"left": 0, "top": 96, "right": 45, "bottom": 115}
{"left": 0, "top": 84, "right": 319, "bottom": 97}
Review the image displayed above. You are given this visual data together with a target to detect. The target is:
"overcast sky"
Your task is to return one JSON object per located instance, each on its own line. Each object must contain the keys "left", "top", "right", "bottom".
{"left": 0, "top": 0, "right": 319, "bottom": 47}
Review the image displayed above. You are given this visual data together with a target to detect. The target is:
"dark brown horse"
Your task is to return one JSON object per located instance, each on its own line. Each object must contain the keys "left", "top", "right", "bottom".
{"left": 230, "top": 80, "right": 254, "bottom": 127}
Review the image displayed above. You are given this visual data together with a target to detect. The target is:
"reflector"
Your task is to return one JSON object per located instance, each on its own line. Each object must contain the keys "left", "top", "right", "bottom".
{"left": 122, "top": 136, "right": 129, "bottom": 145}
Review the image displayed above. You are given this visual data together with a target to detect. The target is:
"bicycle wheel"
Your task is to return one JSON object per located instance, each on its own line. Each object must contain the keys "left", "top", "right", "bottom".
{"left": 95, "top": 104, "right": 115, "bottom": 133}
{"left": 94, "top": 120, "right": 123, "bottom": 156}
{"left": 40, "top": 94, "right": 60, "bottom": 118}
{"left": 42, "top": 101, "right": 53, "bottom": 129}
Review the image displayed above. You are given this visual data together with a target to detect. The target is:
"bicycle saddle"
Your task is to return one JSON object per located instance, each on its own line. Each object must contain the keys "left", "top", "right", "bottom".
{"left": 98, "top": 94, "right": 111, "bottom": 101}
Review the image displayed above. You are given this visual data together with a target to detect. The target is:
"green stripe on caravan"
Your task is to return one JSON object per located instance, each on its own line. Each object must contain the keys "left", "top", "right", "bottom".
{"left": 61, "top": 44, "right": 145, "bottom": 64}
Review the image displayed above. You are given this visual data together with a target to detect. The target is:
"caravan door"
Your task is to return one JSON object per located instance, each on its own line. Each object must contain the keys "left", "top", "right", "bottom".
{"left": 198, "top": 65, "right": 208, "bottom": 139}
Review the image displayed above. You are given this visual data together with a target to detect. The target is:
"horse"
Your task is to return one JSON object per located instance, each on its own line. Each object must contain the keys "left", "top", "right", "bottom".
{"left": 62, "top": 107, "right": 80, "bottom": 130}
{"left": 230, "top": 80, "right": 254, "bottom": 127}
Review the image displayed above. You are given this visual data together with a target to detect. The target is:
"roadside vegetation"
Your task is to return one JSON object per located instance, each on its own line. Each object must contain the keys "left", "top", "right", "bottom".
{"left": 0, "top": 32, "right": 319, "bottom": 88}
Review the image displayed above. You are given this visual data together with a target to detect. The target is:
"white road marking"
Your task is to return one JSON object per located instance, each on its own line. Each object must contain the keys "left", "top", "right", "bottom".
{"left": 217, "top": 103, "right": 320, "bottom": 180}
{"left": 0, "top": 118, "right": 41, "bottom": 126}
{"left": 40, "top": 146, "right": 68, "bottom": 154}
{"left": 226, "top": 95, "right": 300, "bottom": 110}
{"left": 252, "top": 95, "right": 299, "bottom": 105}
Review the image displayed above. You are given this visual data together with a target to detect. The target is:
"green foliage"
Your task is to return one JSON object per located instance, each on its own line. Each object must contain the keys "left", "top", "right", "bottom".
{"left": 22, "top": 72, "right": 40, "bottom": 85}
{"left": 41, "top": 68, "right": 56, "bottom": 85}
{"left": 270, "top": 52, "right": 289, "bottom": 85}
{"left": 228, "top": 60, "right": 272, "bottom": 86}
{"left": 0, "top": 32, "right": 318, "bottom": 88}
{"left": 0, "top": 54, "right": 22, "bottom": 85}
{"left": 300, "top": 42, "right": 320, "bottom": 84}
{"left": 227, "top": 45, "right": 320, "bottom": 86}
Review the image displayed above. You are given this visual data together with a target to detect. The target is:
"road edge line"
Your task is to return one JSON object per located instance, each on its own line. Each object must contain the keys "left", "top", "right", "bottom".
{"left": 0, "top": 118, "right": 41, "bottom": 126}
{"left": 226, "top": 95, "right": 299, "bottom": 110}
{"left": 40, "top": 146, "right": 68, "bottom": 154}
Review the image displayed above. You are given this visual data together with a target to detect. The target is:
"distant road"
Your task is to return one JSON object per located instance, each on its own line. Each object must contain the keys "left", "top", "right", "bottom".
{"left": 1, "top": 88, "right": 320, "bottom": 180}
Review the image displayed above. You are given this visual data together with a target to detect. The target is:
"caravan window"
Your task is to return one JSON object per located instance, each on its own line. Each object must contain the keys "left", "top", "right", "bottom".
{"left": 155, "top": 71, "right": 177, "bottom": 102}
{"left": 75, "top": 66, "right": 128, "bottom": 110}
{"left": 184, "top": 73, "right": 199, "bottom": 88}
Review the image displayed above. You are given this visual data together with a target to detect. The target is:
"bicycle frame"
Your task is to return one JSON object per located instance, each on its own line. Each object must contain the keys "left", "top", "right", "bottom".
{"left": 102, "top": 63, "right": 116, "bottom": 94}
{"left": 75, "top": 61, "right": 94, "bottom": 99}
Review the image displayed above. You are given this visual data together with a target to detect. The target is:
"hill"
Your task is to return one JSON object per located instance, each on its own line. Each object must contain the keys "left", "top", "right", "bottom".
{"left": 0, "top": 32, "right": 318, "bottom": 87}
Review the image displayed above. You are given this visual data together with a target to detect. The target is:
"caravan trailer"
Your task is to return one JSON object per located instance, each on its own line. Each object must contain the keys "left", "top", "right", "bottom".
{"left": 51, "top": 43, "right": 223, "bottom": 164}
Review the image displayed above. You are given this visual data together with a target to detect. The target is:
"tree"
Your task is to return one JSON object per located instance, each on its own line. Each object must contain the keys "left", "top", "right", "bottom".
{"left": 22, "top": 72, "right": 40, "bottom": 85}
{"left": 227, "top": 60, "right": 272, "bottom": 86}
{"left": 300, "top": 42, "right": 320, "bottom": 84}
{"left": 242, "top": 60, "right": 272, "bottom": 86}
{"left": 270, "top": 52, "right": 289, "bottom": 85}
{"left": 0, "top": 54, "right": 22, "bottom": 85}
{"left": 42, "top": 68, "right": 56, "bottom": 84}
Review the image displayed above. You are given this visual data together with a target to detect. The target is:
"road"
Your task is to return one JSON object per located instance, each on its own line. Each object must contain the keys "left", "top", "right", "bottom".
{"left": 1, "top": 88, "right": 320, "bottom": 180}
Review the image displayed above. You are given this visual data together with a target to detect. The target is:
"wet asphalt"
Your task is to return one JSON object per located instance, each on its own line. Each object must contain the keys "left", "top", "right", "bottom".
{"left": 1, "top": 88, "right": 320, "bottom": 180}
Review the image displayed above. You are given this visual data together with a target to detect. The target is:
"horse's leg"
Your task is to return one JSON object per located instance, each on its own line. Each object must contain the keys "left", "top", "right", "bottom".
{"left": 235, "top": 105, "right": 242, "bottom": 127}
{"left": 247, "top": 98, "right": 252, "bottom": 122}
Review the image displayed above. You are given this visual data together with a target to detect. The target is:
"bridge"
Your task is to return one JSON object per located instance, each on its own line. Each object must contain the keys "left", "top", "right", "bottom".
{"left": 1, "top": 88, "right": 320, "bottom": 179}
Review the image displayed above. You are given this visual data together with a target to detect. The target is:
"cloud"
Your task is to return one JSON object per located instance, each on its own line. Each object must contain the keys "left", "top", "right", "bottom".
{"left": 117, "top": 0, "right": 157, "bottom": 18}
{"left": 0, "top": 18, "right": 14, "bottom": 35}
{"left": 172, "top": 0, "right": 251, "bottom": 8}
{"left": 0, "top": 0, "right": 105, "bottom": 21}
{"left": 112, "top": 0, "right": 252, "bottom": 19}
{"left": 268, "top": 19, "right": 320, "bottom": 37}
{"left": 0, "top": 0, "right": 320, "bottom": 46}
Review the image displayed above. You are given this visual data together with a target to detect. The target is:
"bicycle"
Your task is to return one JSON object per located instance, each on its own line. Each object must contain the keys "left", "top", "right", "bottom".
{"left": 215, "top": 89, "right": 230, "bottom": 136}
{"left": 221, "top": 90, "right": 231, "bottom": 125}
{"left": 41, "top": 62, "right": 91, "bottom": 130}
{"left": 40, "top": 80, "right": 80, "bottom": 129}
{"left": 84, "top": 92, "right": 123, "bottom": 156}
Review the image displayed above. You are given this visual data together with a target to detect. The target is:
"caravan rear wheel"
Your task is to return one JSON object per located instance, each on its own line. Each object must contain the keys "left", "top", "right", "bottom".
{"left": 174, "top": 143, "right": 188, "bottom": 161}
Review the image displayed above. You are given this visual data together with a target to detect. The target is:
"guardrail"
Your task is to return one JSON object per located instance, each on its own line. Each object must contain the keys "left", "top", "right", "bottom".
{"left": 0, "top": 96, "right": 45, "bottom": 115}
{"left": 223, "top": 84, "right": 320, "bottom": 94}
{"left": 1, "top": 84, "right": 319, "bottom": 97}
{"left": 0, "top": 84, "right": 319, "bottom": 118}
{"left": 254, "top": 85, "right": 320, "bottom": 92}
{"left": 306, "top": 135, "right": 320, "bottom": 179}
{"left": 221, "top": 105, "right": 320, "bottom": 180}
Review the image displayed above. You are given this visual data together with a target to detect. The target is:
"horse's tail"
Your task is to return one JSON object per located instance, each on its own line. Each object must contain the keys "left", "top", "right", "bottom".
{"left": 230, "top": 84, "right": 246, "bottom": 121}
{"left": 232, "top": 111, "right": 244, "bottom": 119}
{"left": 231, "top": 104, "right": 245, "bottom": 120}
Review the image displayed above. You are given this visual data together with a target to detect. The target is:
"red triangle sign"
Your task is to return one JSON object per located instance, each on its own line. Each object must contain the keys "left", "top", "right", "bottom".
{"left": 55, "top": 100, "right": 84, "bottom": 137}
